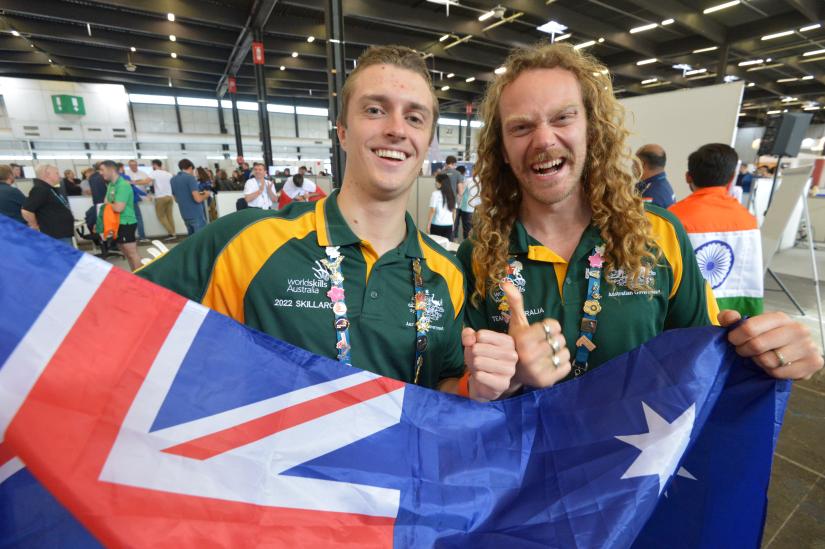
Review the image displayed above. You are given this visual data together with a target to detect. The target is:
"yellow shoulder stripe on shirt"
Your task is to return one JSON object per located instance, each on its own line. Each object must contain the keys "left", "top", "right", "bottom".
{"left": 418, "top": 234, "right": 465, "bottom": 319}
{"left": 706, "top": 282, "right": 721, "bottom": 326}
{"left": 202, "top": 211, "right": 317, "bottom": 323}
{"left": 645, "top": 210, "right": 682, "bottom": 300}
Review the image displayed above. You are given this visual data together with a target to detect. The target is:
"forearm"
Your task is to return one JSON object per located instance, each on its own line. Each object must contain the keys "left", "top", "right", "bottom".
{"left": 21, "top": 209, "right": 38, "bottom": 229}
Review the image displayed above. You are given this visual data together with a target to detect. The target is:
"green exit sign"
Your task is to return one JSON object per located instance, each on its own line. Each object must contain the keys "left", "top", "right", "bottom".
{"left": 51, "top": 94, "right": 85, "bottom": 115}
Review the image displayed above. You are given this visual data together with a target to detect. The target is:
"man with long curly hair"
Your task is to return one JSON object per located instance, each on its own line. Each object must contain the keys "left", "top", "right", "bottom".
{"left": 457, "top": 42, "right": 822, "bottom": 391}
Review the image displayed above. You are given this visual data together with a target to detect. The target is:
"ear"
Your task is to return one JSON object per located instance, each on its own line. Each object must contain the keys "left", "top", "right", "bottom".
{"left": 685, "top": 171, "right": 692, "bottom": 184}
{"left": 337, "top": 122, "right": 348, "bottom": 152}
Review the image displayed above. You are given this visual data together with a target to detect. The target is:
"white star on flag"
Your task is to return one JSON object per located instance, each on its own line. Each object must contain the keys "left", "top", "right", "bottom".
{"left": 616, "top": 402, "right": 696, "bottom": 495}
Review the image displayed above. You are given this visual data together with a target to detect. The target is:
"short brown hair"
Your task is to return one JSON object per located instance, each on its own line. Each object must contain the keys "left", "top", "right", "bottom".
{"left": 0, "top": 165, "right": 12, "bottom": 181}
{"left": 338, "top": 45, "right": 439, "bottom": 140}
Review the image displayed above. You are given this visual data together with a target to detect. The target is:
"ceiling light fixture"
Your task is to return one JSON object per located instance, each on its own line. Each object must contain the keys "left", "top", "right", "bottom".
{"left": 441, "top": 85, "right": 450, "bottom": 91}
{"left": 776, "top": 77, "right": 798, "bottom": 83}
{"left": 11, "top": 30, "right": 20, "bottom": 37}
{"left": 447, "top": 73, "right": 454, "bottom": 78}
{"left": 478, "top": 10, "right": 495, "bottom": 21}
{"left": 747, "top": 82, "right": 755, "bottom": 87}
{"left": 637, "top": 58, "right": 657, "bottom": 65}
{"left": 87, "top": 23, "right": 92, "bottom": 36}
{"left": 737, "top": 58, "right": 764, "bottom": 66}
{"left": 439, "top": 34, "right": 450, "bottom": 42}
{"left": 494, "top": 66, "right": 506, "bottom": 75}
{"left": 703, "top": 1, "right": 740, "bottom": 14}
{"left": 761, "top": 30, "right": 794, "bottom": 40}
{"left": 555, "top": 33, "right": 571, "bottom": 41}
{"left": 307, "top": 36, "right": 315, "bottom": 43}
{"left": 684, "top": 68, "right": 707, "bottom": 75}
{"left": 574, "top": 40, "right": 596, "bottom": 49}
{"left": 800, "top": 24, "right": 821, "bottom": 32}
{"left": 280, "top": 65, "right": 285, "bottom": 70}
{"left": 465, "top": 76, "right": 475, "bottom": 82}
{"left": 169, "top": 34, "right": 176, "bottom": 41}
{"left": 167, "top": 13, "right": 175, "bottom": 22}
{"left": 630, "top": 23, "right": 657, "bottom": 34}
{"left": 802, "top": 75, "right": 815, "bottom": 80}
{"left": 766, "top": 110, "right": 781, "bottom": 115}
{"left": 170, "top": 52, "right": 177, "bottom": 58}
{"left": 598, "top": 37, "right": 605, "bottom": 43}
{"left": 130, "top": 46, "right": 136, "bottom": 52}
{"left": 693, "top": 46, "right": 718, "bottom": 53}
{"left": 48, "top": 58, "right": 52, "bottom": 63}
{"left": 803, "top": 48, "right": 825, "bottom": 56}
{"left": 291, "top": 51, "right": 298, "bottom": 57}
{"left": 661, "top": 19, "right": 675, "bottom": 25}
{"left": 641, "top": 77, "right": 658, "bottom": 85}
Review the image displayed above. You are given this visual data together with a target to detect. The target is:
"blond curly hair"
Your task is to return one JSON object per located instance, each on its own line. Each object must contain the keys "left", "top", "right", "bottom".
{"left": 470, "top": 42, "right": 656, "bottom": 304}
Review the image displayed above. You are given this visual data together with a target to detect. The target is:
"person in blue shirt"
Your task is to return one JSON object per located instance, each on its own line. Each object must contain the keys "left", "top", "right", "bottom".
{"left": 736, "top": 164, "right": 753, "bottom": 193}
{"left": 170, "top": 159, "right": 211, "bottom": 236}
{"left": 0, "top": 164, "right": 25, "bottom": 224}
{"left": 635, "top": 144, "right": 675, "bottom": 208}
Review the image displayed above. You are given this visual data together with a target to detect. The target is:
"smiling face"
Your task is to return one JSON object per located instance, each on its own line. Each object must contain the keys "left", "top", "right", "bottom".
{"left": 499, "top": 68, "right": 588, "bottom": 207}
{"left": 337, "top": 64, "right": 434, "bottom": 199}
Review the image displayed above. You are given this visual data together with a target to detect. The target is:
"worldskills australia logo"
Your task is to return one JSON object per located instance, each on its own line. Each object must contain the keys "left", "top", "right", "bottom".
{"left": 312, "top": 260, "right": 330, "bottom": 282}
{"left": 493, "top": 260, "right": 526, "bottom": 303}
{"left": 408, "top": 290, "right": 445, "bottom": 322}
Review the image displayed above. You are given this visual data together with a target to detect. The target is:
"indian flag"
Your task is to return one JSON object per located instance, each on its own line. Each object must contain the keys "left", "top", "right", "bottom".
{"left": 687, "top": 229, "right": 764, "bottom": 317}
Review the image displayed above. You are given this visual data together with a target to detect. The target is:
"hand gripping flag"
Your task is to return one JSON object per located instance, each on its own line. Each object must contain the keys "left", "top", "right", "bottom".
{"left": 0, "top": 216, "right": 789, "bottom": 548}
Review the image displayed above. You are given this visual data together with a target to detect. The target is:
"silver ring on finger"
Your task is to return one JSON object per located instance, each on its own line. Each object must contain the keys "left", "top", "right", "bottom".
{"left": 543, "top": 321, "right": 560, "bottom": 353}
{"left": 773, "top": 349, "right": 792, "bottom": 368}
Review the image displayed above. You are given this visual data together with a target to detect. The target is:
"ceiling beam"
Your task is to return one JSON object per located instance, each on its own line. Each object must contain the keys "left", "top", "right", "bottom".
{"left": 783, "top": 0, "right": 824, "bottom": 21}
{"left": 620, "top": 0, "right": 726, "bottom": 45}
{"left": 80, "top": 0, "right": 247, "bottom": 28}
{"left": 1, "top": 0, "right": 237, "bottom": 45}
{"left": 217, "top": 0, "right": 282, "bottom": 94}
{"left": 501, "top": 0, "right": 659, "bottom": 58}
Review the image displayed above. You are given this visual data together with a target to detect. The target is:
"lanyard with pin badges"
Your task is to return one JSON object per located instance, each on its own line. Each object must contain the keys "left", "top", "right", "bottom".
{"left": 322, "top": 246, "right": 429, "bottom": 384}
{"left": 573, "top": 245, "right": 605, "bottom": 377}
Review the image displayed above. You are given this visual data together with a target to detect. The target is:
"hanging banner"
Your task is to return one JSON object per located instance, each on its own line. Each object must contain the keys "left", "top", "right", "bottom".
{"left": 228, "top": 76, "right": 237, "bottom": 94}
{"left": 252, "top": 42, "right": 265, "bottom": 65}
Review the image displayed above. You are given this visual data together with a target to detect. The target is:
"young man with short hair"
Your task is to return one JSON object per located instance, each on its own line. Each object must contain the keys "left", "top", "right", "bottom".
{"left": 0, "top": 164, "right": 25, "bottom": 224}
{"left": 669, "top": 143, "right": 763, "bottom": 317}
{"left": 170, "top": 158, "right": 210, "bottom": 235}
{"left": 138, "top": 45, "right": 518, "bottom": 401}
{"left": 150, "top": 159, "right": 176, "bottom": 240}
{"left": 459, "top": 42, "right": 821, "bottom": 391}
{"left": 98, "top": 160, "right": 141, "bottom": 270}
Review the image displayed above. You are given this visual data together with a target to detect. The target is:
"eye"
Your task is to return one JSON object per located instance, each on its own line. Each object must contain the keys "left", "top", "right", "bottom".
{"left": 365, "top": 106, "right": 384, "bottom": 116}
{"left": 407, "top": 113, "right": 424, "bottom": 125}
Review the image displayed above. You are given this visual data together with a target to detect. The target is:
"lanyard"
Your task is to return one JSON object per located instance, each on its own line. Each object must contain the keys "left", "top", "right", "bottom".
{"left": 573, "top": 245, "right": 605, "bottom": 377}
{"left": 322, "top": 246, "right": 429, "bottom": 384}
{"left": 50, "top": 188, "right": 70, "bottom": 209}
{"left": 497, "top": 244, "right": 606, "bottom": 378}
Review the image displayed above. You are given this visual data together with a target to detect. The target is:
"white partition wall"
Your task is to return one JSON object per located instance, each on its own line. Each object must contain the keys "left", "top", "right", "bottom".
{"left": 620, "top": 81, "right": 744, "bottom": 200}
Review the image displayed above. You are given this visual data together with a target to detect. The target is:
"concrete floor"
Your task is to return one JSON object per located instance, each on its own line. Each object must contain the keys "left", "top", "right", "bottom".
{"left": 91, "top": 239, "right": 825, "bottom": 547}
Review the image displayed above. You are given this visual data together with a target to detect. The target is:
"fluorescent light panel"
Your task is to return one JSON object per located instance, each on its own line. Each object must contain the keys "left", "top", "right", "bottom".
{"left": 693, "top": 46, "right": 718, "bottom": 53}
{"left": 630, "top": 23, "right": 657, "bottom": 34}
{"left": 636, "top": 58, "right": 657, "bottom": 65}
{"left": 800, "top": 24, "right": 821, "bottom": 32}
{"left": 574, "top": 40, "right": 596, "bottom": 49}
{"left": 703, "top": 1, "right": 740, "bottom": 14}
{"left": 803, "top": 49, "right": 825, "bottom": 56}
{"left": 761, "top": 30, "right": 793, "bottom": 40}
{"left": 478, "top": 10, "right": 495, "bottom": 21}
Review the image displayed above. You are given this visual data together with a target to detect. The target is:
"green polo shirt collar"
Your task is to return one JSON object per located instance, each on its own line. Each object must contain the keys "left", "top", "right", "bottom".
{"left": 317, "top": 190, "right": 423, "bottom": 259}
{"left": 509, "top": 219, "right": 602, "bottom": 264}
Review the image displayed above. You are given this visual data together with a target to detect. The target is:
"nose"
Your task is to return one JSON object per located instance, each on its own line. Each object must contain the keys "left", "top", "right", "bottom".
{"left": 383, "top": 108, "right": 407, "bottom": 141}
{"left": 532, "top": 122, "right": 559, "bottom": 152}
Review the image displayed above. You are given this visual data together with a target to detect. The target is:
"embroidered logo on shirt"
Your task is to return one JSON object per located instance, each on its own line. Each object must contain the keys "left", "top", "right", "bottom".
{"left": 408, "top": 290, "right": 445, "bottom": 323}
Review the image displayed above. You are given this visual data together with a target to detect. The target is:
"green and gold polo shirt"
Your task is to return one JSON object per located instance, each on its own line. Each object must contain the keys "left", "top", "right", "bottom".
{"left": 138, "top": 191, "right": 466, "bottom": 388}
{"left": 457, "top": 204, "right": 720, "bottom": 380}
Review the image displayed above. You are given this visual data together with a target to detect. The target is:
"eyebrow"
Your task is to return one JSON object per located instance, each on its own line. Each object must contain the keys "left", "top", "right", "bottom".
{"left": 502, "top": 104, "right": 580, "bottom": 125}
{"left": 360, "top": 94, "right": 432, "bottom": 116}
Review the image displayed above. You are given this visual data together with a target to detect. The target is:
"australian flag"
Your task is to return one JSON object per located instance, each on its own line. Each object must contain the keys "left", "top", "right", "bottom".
{"left": 0, "top": 216, "right": 789, "bottom": 548}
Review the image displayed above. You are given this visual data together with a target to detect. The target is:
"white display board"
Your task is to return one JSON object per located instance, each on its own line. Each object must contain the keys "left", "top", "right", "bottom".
{"left": 0, "top": 77, "right": 132, "bottom": 141}
{"left": 760, "top": 166, "right": 812, "bottom": 273}
{"left": 620, "top": 81, "right": 744, "bottom": 200}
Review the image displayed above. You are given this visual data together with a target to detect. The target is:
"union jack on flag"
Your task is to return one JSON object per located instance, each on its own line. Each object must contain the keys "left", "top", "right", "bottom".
{"left": 0, "top": 217, "right": 789, "bottom": 548}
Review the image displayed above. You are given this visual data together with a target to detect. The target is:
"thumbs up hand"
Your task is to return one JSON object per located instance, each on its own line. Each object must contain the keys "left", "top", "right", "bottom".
{"left": 461, "top": 327, "right": 519, "bottom": 402}
{"left": 501, "top": 281, "right": 571, "bottom": 388}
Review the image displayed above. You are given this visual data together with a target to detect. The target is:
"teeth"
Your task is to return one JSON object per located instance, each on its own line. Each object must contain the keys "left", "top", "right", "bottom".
{"left": 532, "top": 158, "right": 564, "bottom": 171}
{"left": 375, "top": 149, "right": 407, "bottom": 161}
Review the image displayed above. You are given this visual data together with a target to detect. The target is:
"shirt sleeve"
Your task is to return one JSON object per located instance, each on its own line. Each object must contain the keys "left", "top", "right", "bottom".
{"left": 137, "top": 210, "right": 264, "bottom": 302}
{"left": 22, "top": 186, "right": 47, "bottom": 213}
{"left": 662, "top": 211, "right": 719, "bottom": 329}
{"left": 429, "top": 191, "right": 440, "bottom": 209}
{"left": 243, "top": 179, "right": 258, "bottom": 195}
{"left": 456, "top": 239, "right": 495, "bottom": 332}
{"left": 113, "top": 182, "right": 132, "bottom": 204}
{"left": 187, "top": 176, "right": 199, "bottom": 193}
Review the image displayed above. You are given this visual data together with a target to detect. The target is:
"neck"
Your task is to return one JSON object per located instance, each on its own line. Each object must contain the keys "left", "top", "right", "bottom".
{"left": 336, "top": 182, "right": 409, "bottom": 257}
{"left": 519, "top": 186, "right": 592, "bottom": 261}
{"left": 644, "top": 169, "right": 663, "bottom": 180}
